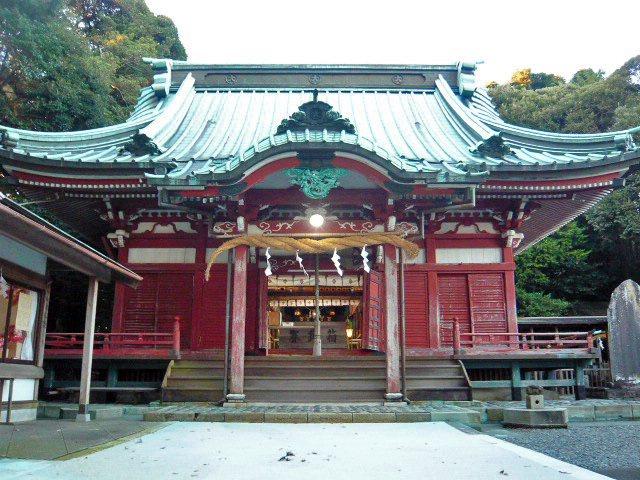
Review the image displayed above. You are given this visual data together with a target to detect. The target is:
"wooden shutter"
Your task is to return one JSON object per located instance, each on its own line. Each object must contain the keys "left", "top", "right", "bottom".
{"left": 122, "top": 274, "right": 158, "bottom": 333}
{"left": 122, "top": 272, "right": 194, "bottom": 350}
{"left": 404, "top": 269, "right": 429, "bottom": 348}
{"left": 155, "top": 274, "right": 193, "bottom": 350}
{"left": 363, "top": 270, "right": 383, "bottom": 351}
{"left": 199, "top": 265, "right": 228, "bottom": 350}
{"left": 469, "top": 273, "right": 507, "bottom": 333}
{"left": 437, "top": 274, "right": 471, "bottom": 347}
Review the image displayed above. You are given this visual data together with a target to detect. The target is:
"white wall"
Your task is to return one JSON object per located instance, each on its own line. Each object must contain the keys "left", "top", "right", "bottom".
{"left": 435, "top": 248, "right": 503, "bottom": 264}
{"left": 1, "top": 379, "right": 36, "bottom": 402}
{"left": 128, "top": 248, "right": 196, "bottom": 263}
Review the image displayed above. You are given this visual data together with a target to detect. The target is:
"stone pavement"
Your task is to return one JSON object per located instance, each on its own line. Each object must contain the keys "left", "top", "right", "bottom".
{"left": 0, "top": 422, "right": 609, "bottom": 480}
{"left": 142, "top": 402, "right": 484, "bottom": 424}
{"left": 0, "top": 417, "right": 161, "bottom": 460}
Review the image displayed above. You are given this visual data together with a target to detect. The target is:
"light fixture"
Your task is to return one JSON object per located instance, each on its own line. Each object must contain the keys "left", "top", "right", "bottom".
{"left": 309, "top": 213, "right": 324, "bottom": 228}
{"left": 346, "top": 328, "right": 354, "bottom": 338}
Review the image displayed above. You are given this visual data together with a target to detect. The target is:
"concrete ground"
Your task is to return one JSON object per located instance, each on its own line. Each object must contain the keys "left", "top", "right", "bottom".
{"left": 483, "top": 421, "right": 640, "bottom": 480}
{"left": 0, "top": 422, "right": 609, "bottom": 479}
{"left": 0, "top": 417, "right": 158, "bottom": 460}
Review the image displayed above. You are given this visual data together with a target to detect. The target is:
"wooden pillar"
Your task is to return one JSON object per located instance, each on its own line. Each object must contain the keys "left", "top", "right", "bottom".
{"left": 227, "top": 245, "right": 248, "bottom": 403}
{"left": 574, "top": 361, "right": 587, "bottom": 400}
{"left": 383, "top": 244, "right": 402, "bottom": 402}
{"left": 77, "top": 277, "right": 99, "bottom": 422}
{"left": 503, "top": 247, "right": 518, "bottom": 333}
{"left": 511, "top": 361, "right": 522, "bottom": 401}
{"left": 33, "top": 281, "right": 52, "bottom": 399}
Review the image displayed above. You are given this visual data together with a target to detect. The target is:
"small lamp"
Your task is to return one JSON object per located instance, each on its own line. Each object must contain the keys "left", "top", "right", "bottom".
{"left": 346, "top": 328, "right": 354, "bottom": 338}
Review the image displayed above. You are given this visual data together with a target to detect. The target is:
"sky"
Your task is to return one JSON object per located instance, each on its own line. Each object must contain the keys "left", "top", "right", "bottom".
{"left": 146, "top": 0, "right": 639, "bottom": 85}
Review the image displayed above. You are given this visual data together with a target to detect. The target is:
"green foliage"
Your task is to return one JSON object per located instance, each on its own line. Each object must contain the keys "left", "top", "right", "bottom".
{"left": 585, "top": 174, "right": 640, "bottom": 287}
{"left": 515, "top": 222, "right": 604, "bottom": 300}
{"left": 530, "top": 72, "right": 565, "bottom": 90}
{"left": 490, "top": 57, "right": 639, "bottom": 135}
{"left": 0, "top": 0, "right": 186, "bottom": 131}
{"left": 570, "top": 68, "right": 605, "bottom": 86}
{"left": 516, "top": 289, "right": 570, "bottom": 317}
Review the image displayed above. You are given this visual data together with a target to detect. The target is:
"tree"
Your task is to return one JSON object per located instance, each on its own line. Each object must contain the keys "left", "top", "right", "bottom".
{"left": 515, "top": 222, "right": 604, "bottom": 301}
{"left": 0, "top": 0, "right": 116, "bottom": 130}
{"left": 0, "top": 0, "right": 186, "bottom": 131}
{"left": 570, "top": 68, "right": 605, "bottom": 86}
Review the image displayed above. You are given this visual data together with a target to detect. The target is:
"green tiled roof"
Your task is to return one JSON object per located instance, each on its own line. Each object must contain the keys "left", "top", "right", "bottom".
{"left": 1, "top": 58, "right": 638, "bottom": 185}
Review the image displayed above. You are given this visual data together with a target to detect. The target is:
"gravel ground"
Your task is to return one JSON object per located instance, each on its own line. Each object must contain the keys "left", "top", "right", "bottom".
{"left": 484, "top": 421, "right": 640, "bottom": 479}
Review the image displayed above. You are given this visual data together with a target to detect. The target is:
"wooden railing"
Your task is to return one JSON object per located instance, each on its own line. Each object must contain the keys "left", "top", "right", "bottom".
{"left": 451, "top": 318, "right": 594, "bottom": 354}
{"left": 45, "top": 318, "right": 180, "bottom": 358}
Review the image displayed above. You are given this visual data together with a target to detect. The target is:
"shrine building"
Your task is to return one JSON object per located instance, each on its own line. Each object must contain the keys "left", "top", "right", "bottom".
{"left": 1, "top": 59, "right": 639, "bottom": 404}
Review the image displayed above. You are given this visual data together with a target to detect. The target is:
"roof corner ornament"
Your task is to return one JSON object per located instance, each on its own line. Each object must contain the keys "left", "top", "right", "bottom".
{"left": 614, "top": 133, "right": 636, "bottom": 152}
{"left": 470, "top": 134, "right": 511, "bottom": 159}
{"left": 276, "top": 91, "right": 356, "bottom": 135}
{"left": 144, "top": 58, "right": 173, "bottom": 98}
{"left": 457, "top": 61, "right": 478, "bottom": 99}
{"left": 122, "top": 133, "right": 163, "bottom": 157}
{"left": 284, "top": 168, "right": 349, "bottom": 199}
{"left": 0, "top": 129, "right": 19, "bottom": 149}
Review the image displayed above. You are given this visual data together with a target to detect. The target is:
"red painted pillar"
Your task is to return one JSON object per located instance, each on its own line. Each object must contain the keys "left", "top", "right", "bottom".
{"left": 228, "top": 245, "right": 248, "bottom": 402}
{"left": 384, "top": 244, "right": 402, "bottom": 402}
{"left": 503, "top": 247, "right": 518, "bottom": 333}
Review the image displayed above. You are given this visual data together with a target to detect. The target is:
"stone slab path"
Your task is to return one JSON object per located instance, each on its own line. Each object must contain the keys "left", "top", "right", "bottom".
{"left": 0, "top": 422, "right": 610, "bottom": 480}
{"left": 0, "top": 418, "right": 158, "bottom": 460}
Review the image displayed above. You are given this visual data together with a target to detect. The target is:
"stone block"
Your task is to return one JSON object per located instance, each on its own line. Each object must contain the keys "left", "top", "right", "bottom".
{"left": 224, "top": 412, "right": 265, "bottom": 423}
{"left": 395, "top": 412, "right": 431, "bottom": 423}
{"left": 41, "top": 405, "right": 62, "bottom": 419}
{"left": 594, "top": 404, "right": 634, "bottom": 420}
{"left": 92, "top": 407, "right": 124, "bottom": 420}
{"left": 352, "top": 413, "right": 396, "bottom": 423}
{"left": 60, "top": 408, "right": 79, "bottom": 420}
{"left": 485, "top": 407, "right": 504, "bottom": 422}
{"left": 143, "top": 411, "right": 167, "bottom": 422}
{"left": 307, "top": 413, "right": 353, "bottom": 423}
{"left": 503, "top": 408, "right": 568, "bottom": 428}
{"left": 566, "top": 405, "right": 595, "bottom": 422}
{"left": 526, "top": 394, "right": 545, "bottom": 409}
{"left": 632, "top": 403, "right": 640, "bottom": 419}
{"left": 164, "top": 412, "right": 195, "bottom": 422}
{"left": 264, "top": 412, "right": 308, "bottom": 423}
{"left": 430, "top": 410, "right": 481, "bottom": 425}
{"left": 195, "top": 412, "right": 224, "bottom": 422}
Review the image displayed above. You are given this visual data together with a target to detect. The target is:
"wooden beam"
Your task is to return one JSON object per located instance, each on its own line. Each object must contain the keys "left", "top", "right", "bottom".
{"left": 77, "top": 277, "right": 99, "bottom": 422}
{"left": 227, "top": 246, "right": 248, "bottom": 403}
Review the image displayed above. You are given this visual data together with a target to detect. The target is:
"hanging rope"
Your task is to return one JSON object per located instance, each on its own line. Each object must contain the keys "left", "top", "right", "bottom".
{"left": 205, "top": 232, "right": 419, "bottom": 280}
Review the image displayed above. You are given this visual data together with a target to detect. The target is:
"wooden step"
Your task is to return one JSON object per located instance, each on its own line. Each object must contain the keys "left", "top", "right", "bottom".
{"left": 162, "top": 357, "right": 470, "bottom": 403}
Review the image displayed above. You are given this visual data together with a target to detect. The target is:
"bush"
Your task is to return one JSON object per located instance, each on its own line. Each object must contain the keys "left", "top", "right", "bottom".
{"left": 516, "top": 289, "right": 570, "bottom": 317}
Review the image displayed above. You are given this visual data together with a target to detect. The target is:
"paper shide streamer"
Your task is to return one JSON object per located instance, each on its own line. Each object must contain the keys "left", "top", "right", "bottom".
{"left": 295, "top": 250, "right": 309, "bottom": 278}
{"left": 361, "top": 245, "right": 370, "bottom": 273}
{"left": 264, "top": 247, "right": 272, "bottom": 276}
{"left": 332, "top": 248, "right": 343, "bottom": 276}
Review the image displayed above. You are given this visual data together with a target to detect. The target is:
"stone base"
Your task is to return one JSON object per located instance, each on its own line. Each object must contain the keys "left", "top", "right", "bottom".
{"left": 503, "top": 408, "right": 568, "bottom": 428}
{"left": 76, "top": 413, "right": 92, "bottom": 422}
{"left": 384, "top": 393, "right": 404, "bottom": 402}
